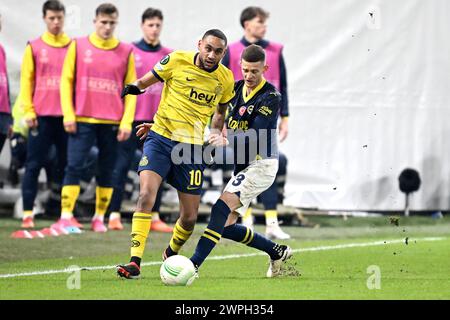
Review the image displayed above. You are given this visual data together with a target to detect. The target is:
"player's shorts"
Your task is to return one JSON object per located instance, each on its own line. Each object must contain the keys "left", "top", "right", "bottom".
{"left": 138, "top": 130, "right": 206, "bottom": 195}
{"left": 223, "top": 158, "right": 278, "bottom": 215}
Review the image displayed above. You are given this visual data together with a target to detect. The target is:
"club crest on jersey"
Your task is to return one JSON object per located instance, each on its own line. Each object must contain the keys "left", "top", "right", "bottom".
{"left": 139, "top": 156, "right": 149, "bottom": 166}
{"left": 239, "top": 106, "right": 247, "bottom": 116}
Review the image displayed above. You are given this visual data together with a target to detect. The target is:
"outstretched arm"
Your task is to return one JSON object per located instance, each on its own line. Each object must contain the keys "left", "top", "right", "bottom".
{"left": 121, "top": 70, "right": 161, "bottom": 98}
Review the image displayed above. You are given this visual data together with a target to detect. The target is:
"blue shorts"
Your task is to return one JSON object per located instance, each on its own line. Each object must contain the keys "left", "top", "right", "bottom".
{"left": 138, "top": 130, "right": 206, "bottom": 195}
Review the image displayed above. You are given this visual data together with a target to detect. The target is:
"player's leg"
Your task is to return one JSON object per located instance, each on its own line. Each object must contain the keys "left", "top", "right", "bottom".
{"left": 117, "top": 131, "right": 172, "bottom": 278}
{"left": 222, "top": 212, "right": 292, "bottom": 277}
{"left": 108, "top": 126, "right": 138, "bottom": 230}
{"left": 191, "top": 159, "right": 292, "bottom": 276}
{"left": 54, "top": 122, "right": 96, "bottom": 229}
{"left": 150, "top": 186, "right": 173, "bottom": 233}
{"left": 190, "top": 191, "right": 241, "bottom": 269}
{"left": 163, "top": 191, "right": 200, "bottom": 259}
{"left": 162, "top": 144, "right": 205, "bottom": 259}
{"left": 21, "top": 117, "right": 53, "bottom": 228}
{"left": 43, "top": 118, "right": 68, "bottom": 223}
{"left": 92, "top": 124, "right": 119, "bottom": 232}
{"left": 116, "top": 170, "right": 163, "bottom": 279}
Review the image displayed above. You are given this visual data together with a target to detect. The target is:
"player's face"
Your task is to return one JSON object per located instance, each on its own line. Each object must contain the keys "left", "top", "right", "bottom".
{"left": 94, "top": 13, "right": 118, "bottom": 40}
{"left": 141, "top": 17, "right": 162, "bottom": 44}
{"left": 245, "top": 16, "right": 267, "bottom": 40}
{"left": 197, "top": 36, "right": 227, "bottom": 71}
{"left": 241, "top": 59, "right": 268, "bottom": 90}
{"left": 44, "top": 10, "right": 65, "bottom": 35}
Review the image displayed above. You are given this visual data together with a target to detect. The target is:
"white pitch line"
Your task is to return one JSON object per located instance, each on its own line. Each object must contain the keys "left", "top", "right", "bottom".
{"left": 0, "top": 236, "right": 445, "bottom": 279}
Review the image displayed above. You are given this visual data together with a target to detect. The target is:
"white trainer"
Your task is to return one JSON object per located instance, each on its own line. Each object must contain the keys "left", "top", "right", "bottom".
{"left": 266, "top": 245, "right": 293, "bottom": 278}
{"left": 266, "top": 225, "right": 291, "bottom": 240}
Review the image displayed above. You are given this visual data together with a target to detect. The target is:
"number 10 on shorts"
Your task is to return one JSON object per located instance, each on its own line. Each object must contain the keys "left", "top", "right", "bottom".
{"left": 189, "top": 170, "right": 202, "bottom": 186}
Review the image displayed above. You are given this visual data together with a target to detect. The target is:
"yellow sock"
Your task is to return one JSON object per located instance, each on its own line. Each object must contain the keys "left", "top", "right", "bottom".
{"left": 95, "top": 186, "right": 113, "bottom": 216}
{"left": 265, "top": 210, "right": 278, "bottom": 225}
{"left": 61, "top": 185, "right": 80, "bottom": 217}
{"left": 169, "top": 219, "right": 193, "bottom": 253}
{"left": 130, "top": 212, "right": 152, "bottom": 258}
{"left": 23, "top": 210, "right": 33, "bottom": 218}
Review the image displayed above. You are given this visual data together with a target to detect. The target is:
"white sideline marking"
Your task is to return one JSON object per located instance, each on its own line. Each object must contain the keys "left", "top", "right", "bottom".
{"left": 0, "top": 237, "right": 445, "bottom": 279}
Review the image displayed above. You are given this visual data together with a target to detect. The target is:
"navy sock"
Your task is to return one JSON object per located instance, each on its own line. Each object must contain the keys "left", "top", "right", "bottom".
{"left": 222, "top": 223, "right": 283, "bottom": 260}
{"left": 190, "top": 199, "right": 230, "bottom": 267}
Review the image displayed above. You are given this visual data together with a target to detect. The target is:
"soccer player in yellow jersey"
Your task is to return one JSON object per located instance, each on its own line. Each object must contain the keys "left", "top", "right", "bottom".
{"left": 117, "top": 29, "right": 234, "bottom": 279}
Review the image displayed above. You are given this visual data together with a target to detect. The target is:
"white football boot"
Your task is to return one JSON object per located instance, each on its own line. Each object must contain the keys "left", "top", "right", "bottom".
{"left": 266, "top": 245, "right": 293, "bottom": 278}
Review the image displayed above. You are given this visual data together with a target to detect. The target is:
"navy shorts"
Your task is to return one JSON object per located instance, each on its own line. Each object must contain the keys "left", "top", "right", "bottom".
{"left": 138, "top": 130, "right": 206, "bottom": 195}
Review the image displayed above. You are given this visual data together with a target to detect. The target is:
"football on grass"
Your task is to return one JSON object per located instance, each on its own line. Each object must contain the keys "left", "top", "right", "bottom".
{"left": 160, "top": 255, "right": 197, "bottom": 286}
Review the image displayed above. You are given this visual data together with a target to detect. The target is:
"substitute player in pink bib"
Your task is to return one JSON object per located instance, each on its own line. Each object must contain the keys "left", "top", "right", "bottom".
{"left": 20, "top": 1, "right": 70, "bottom": 229}
{"left": 52, "top": 3, "right": 137, "bottom": 233}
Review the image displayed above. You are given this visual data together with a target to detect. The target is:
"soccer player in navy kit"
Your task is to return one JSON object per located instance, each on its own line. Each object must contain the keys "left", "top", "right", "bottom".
{"left": 190, "top": 44, "right": 293, "bottom": 278}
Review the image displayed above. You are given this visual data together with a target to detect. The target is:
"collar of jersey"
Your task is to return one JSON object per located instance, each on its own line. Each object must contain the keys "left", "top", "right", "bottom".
{"left": 242, "top": 78, "right": 266, "bottom": 103}
{"left": 88, "top": 32, "right": 119, "bottom": 50}
{"left": 41, "top": 31, "right": 71, "bottom": 48}
{"left": 134, "top": 39, "right": 162, "bottom": 52}
{"left": 241, "top": 37, "right": 269, "bottom": 49}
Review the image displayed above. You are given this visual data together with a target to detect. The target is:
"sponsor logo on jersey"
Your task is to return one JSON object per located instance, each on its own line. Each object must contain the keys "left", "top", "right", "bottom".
{"left": 189, "top": 88, "right": 217, "bottom": 104}
{"left": 81, "top": 77, "right": 119, "bottom": 94}
{"left": 258, "top": 105, "right": 273, "bottom": 116}
{"left": 228, "top": 117, "right": 249, "bottom": 130}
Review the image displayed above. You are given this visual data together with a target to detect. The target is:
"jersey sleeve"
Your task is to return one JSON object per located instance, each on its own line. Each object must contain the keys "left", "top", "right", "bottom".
{"left": 20, "top": 44, "right": 36, "bottom": 119}
{"left": 255, "top": 92, "right": 281, "bottom": 126}
{"left": 151, "top": 52, "right": 176, "bottom": 82}
{"left": 219, "top": 71, "right": 235, "bottom": 104}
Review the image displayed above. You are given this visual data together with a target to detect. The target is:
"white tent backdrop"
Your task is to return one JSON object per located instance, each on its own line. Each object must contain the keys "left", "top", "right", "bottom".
{"left": 1, "top": 0, "right": 449, "bottom": 210}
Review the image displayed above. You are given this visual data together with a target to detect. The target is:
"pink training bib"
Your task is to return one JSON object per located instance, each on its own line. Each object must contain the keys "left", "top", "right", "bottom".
{"left": 0, "top": 43, "right": 10, "bottom": 114}
{"left": 75, "top": 36, "right": 132, "bottom": 121}
{"left": 29, "top": 37, "right": 70, "bottom": 116}
{"left": 132, "top": 44, "right": 172, "bottom": 121}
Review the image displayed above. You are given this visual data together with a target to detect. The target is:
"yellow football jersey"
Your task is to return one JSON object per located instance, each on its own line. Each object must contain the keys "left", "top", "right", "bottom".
{"left": 151, "top": 50, "right": 235, "bottom": 145}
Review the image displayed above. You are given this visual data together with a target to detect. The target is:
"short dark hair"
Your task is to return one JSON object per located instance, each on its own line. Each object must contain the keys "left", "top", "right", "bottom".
{"left": 241, "top": 44, "right": 265, "bottom": 63}
{"left": 42, "top": 0, "right": 65, "bottom": 17}
{"left": 202, "top": 29, "right": 227, "bottom": 46}
{"left": 95, "top": 3, "right": 118, "bottom": 17}
{"left": 142, "top": 8, "right": 163, "bottom": 23}
{"left": 240, "top": 6, "right": 269, "bottom": 28}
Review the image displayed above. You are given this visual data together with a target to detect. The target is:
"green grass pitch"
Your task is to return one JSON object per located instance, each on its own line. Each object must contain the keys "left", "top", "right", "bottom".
{"left": 0, "top": 216, "right": 449, "bottom": 300}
